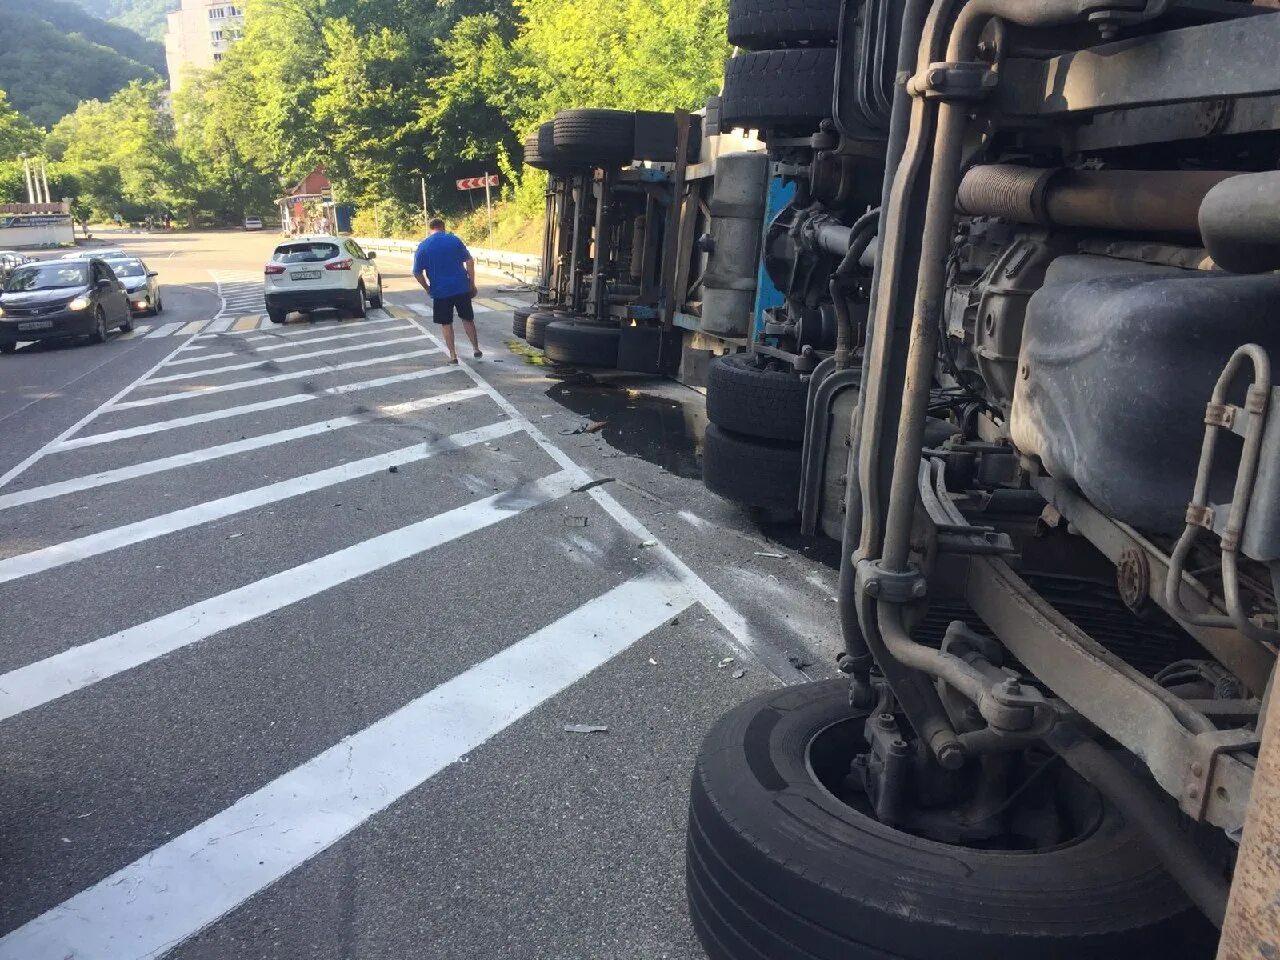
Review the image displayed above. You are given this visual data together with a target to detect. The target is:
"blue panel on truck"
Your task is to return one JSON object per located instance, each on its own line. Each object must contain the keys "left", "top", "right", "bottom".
{"left": 751, "top": 176, "right": 794, "bottom": 340}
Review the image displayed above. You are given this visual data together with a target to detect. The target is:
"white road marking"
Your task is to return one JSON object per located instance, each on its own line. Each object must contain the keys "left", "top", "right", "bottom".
{"left": 144, "top": 321, "right": 185, "bottom": 339}
{"left": 143, "top": 334, "right": 429, "bottom": 384}
{"left": 202, "top": 317, "right": 235, "bottom": 333}
{"left": 116, "top": 325, "right": 153, "bottom": 340}
{"left": 395, "top": 307, "right": 806, "bottom": 683}
{"left": 408, "top": 303, "right": 430, "bottom": 316}
{"left": 161, "top": 324, "right": 417, "bottom": 367}
{"left": 0, "top": 419, "right": 521, "bottom": 586}
{"left": 53, "top": 366, "right": 465, "bottom": 451}
{"left": 0, "top": 326, "right": 206, "bottom": 491}
{"left": 107, "top": 348, "right": 444, "bottom": 410}
{"left": 0, "top": 387, "right": 487, "bottom": 511}
{"left": 0, "top": 574, "right": 689, "bottom": 959}
{"left": 498, "top": 297, "right": 532, "bottom": 308}
{"left": 0, "top": 469, "right": 576, "bottom": 723}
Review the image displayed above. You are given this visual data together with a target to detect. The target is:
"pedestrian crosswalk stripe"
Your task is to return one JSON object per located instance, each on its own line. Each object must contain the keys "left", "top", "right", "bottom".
{"left": 109, "top": 347, "right": 444, "bottom": 410}
{"left": 409, "top": 303, "right": 431, "bottom": 316}
{"left": 144, "top": 321, "right": 184, "bottom": 339}
{"left": 161, "top": 324, "right": 418, "bottom": 368}
{"left": 0, "top": 572, "right": 688, "bottom": 959}
{"left": 474, "top": 297, "right": 506, "bottom": 311}
{"left": 143, "top": 333, "right": 430, "bottom": 385}
{"left": 0, "top": 419, "right": 522, "bottom": 588}
{"left": 178, "top": 321, "right": 205, "bottom": 335}
{"left": 0, "top": 387, "right": 487, "bottom": 511}
{"left": 54, "top": 366, "right": 464, "bottom": 452}
{"left": 232, "top": 315, "right": 259, "bottom": 331}
{"left": 203, "top": 316, "right": 234, "bottom": 333}
{"left": 117, "top": 325, "right": 152, "bottom": 340}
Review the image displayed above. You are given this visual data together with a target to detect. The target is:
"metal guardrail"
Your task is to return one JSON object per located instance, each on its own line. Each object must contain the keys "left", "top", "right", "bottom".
{"left": 353, "top": 237, "right": 542, "bottom": 285}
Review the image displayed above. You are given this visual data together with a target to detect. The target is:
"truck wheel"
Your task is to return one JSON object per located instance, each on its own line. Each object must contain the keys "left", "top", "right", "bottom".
{"left": 688, "top": 679, "right": 1216, "bottom": 960}
{"left": 727, "top": 0, "right": 841, "bottom": 49}
{"left": 544, "top": 319, "right": 620, "bottom": 368}
{"left": 513, "top": 307, "right": 533, "bottom": 339}
{"left": 525, "top": 311, "right": 560, "bottom": 349}
{"left": 553, "top": 109, "right": 636, "bottom": 167}
{"left": 720, "top": 48, "right": 837, "bottom": 134}
{"left": 707, "top": 353, "right": 809, "bottom": 442}
{"left": 702, "top": 423, "right": 802, "bottom": 512}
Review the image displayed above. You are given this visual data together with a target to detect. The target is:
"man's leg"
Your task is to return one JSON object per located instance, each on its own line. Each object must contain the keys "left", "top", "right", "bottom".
{"left": 440, "top": 323, "right": 458, "bottom": 363}
{"left": 458, "top": 297, "right": 482, "bottom": 359}
{"left": 434, "top": 297, "right": 458, "bottom": 362}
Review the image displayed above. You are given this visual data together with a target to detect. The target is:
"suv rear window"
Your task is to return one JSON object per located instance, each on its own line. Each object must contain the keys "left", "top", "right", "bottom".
{"left": 273, "top": 243, "right": 339, "bottom": 264}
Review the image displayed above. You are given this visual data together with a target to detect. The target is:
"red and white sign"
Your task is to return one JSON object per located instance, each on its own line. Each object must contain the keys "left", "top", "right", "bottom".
{"left": 455, "top": 174, "right": 500, "bottom": 191}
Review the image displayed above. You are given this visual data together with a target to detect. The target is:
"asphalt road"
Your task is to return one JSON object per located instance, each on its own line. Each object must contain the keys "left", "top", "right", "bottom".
{"left": 0, "top": 229, "right": 843, "bottom": 959}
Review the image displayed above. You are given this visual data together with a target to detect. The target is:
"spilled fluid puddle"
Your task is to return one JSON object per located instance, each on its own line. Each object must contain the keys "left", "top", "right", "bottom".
{"left": 545, "top": 377, "right": 704, "bottom": 479}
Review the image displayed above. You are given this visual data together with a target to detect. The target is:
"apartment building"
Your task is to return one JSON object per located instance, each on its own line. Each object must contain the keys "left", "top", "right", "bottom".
{"left": 164, "top": 0, "right": 245, "bottom": 94}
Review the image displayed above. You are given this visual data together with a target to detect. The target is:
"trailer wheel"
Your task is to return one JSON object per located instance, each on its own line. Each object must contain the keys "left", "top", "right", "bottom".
{"left": 525, "top": 311, "right": 560, "bottom": 349}
{"left": 544, "top": 320, "right": 621, "bottom": 368}
{"left": 702, "top": 424, "right": 802, "bottom": 512}
{"left": 553, "top": 109, "right": 636, "bottom": 167}
{"left": 727, "top": 0, "right": 841, "bottom": 49}
{"left": 720, "top": 48, "right": 837, "bottom": 134}
{"left": 707, "top": 353, "right": 809, "bottom": 442}
{"left": 688, "top": 679, "right": 1216, "bottom": 960}
{"left": 525, "top": 121, "right": 585, "bottom": 175}
{"left": 513, "top": 307, "right": 533, "bottom": 339}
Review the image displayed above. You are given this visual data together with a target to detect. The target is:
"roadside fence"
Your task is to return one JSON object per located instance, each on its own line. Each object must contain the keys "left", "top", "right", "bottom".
{"left": 354, "top": 237, "right": 542, "bottom": 285}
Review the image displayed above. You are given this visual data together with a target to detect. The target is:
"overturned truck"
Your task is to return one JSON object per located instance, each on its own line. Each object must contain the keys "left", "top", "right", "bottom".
{"left": 529, "top": 0, "right": 1280, "bottom": 954}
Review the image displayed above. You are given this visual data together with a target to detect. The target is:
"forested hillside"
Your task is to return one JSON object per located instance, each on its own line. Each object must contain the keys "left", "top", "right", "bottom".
{"left": 0, "top": 0, "right": 165, "bottom": 127}
{"left": 73, "top": 0, "right": 178, "bottom": 43}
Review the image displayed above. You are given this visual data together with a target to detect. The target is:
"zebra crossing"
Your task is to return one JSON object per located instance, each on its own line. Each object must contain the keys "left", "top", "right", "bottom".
{"left": 0, "top": 302, "right": 756, "bottom": 959}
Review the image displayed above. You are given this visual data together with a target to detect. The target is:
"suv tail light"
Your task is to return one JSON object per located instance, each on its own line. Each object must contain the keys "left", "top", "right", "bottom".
{"left": 264, "top": 264, "right": 286, "bottom": 275}
{"left": 326, "top": 258, "right": 354, "bottom": 271}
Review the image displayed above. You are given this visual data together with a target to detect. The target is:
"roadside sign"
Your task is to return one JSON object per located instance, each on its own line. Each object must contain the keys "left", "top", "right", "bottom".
{"left": 455, "top": 175, "right": 500, "bottom": 191}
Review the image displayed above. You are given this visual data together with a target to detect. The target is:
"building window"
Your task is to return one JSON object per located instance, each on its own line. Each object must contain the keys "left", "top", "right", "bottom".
{"left": 211, "top": 30, "right": 223, "bottom": 40}
{"left": 208, "top": 8, "right": 225, "bottom": 19}
{"left": 213, "top": 52, "right": 223, "bottom": 61}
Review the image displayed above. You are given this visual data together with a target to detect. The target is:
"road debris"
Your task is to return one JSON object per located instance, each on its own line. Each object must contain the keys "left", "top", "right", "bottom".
{"left": 388, "top": 465, "right": 400, "bottom": 474}
{"left": 638, "top": 540, "right": 658, "bottom": 549}
{"left": 754, "top": 551, "right": 786, "bottom": 559}
{"left": 571, "top": 477, "right": 615, "bottom": 494}
{"left": 564, "top": 516, "right": 589, "bottom": 528}
{"left": 732, "top": 670, "right": 747, "bottom": 680}
{"left": 563, "top": 724, "right": 609, "bottom": 734}
{"left": 718, "top": 657, "right": 735, "bottom": 669}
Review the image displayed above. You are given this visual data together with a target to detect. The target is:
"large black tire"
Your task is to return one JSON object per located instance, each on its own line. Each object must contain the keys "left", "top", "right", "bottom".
{"left": 553, "top": 109, "right": 636, "bottom": 167}
{"left": 349, "top": 284, "right": 367, "bottom": 319}
{"left": 707, "top": 353, "right": 809, "bottom": 443}
{"left": 525, "top": 311, "right": 559, "bottom": 349}
{"left": 524, "top": 121, "right": 583, "bottom": 173}
{"left": 721, "top": 48, "right": 837, "bottom": 134}
{"left": 702, "top": 424, "right": 801, "bottom": 512}
{"left": 267, "top": 308, "right": 288, "bottom": 325}
{"left": 728, "top": 0, "right": 841, "bottom": 49}
{"left": 543, "top": 320, "right": 620, "bottom": 368}
{"left": 688, "top": 679, "right": 1216, "bottom": 960}
{"left": 513, "top": 307, "right": 534, "bottom": 339}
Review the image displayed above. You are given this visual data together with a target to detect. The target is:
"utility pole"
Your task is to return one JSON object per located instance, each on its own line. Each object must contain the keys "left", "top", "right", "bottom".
{"left": 421, "top": 176, "right": 429, "bottom": 232}
{"left": 483, "top": 172, "right": 494, "bottom": 247}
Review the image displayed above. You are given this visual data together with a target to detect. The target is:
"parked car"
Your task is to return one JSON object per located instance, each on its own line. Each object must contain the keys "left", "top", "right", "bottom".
{"left": 0, "top": 258, "right": 133, "bottom": 353}
{"left": 263, "top": 235, "right": 382, "bottom": 324}
{"left": 0, "top": 251, "right": 32, "bottom": 285}
{"left": 244, "top": 216, "right": 264, "bottom": 231}
{"left": 61, "top": 247, "right": 128, "bottom": 261}
{"left": 110, "top": 257, "right": 163, "bottom": 316}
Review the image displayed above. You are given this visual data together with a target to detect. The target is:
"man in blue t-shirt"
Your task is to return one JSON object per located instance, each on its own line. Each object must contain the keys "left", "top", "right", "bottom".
{"left": 412, "top": 218, "right": 481, "bottom": 363}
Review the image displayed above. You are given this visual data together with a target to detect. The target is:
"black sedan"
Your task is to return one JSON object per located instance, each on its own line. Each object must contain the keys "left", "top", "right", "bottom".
{"left": 109, "top": 257, "right": 164, "bottom": 316}
{"left": 0, "top": 259, "right": 133, "bottom": 354}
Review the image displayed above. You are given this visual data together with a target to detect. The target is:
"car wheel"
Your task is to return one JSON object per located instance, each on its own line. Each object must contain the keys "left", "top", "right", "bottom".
{"left": 351, "top": 284, "right": 367, "bottom": 319}
{"left": 702, "top": 423, "right": 801, "bottom": 512}
{"left": 267, "top": 308, "right": 288, "bottom": 325}
{"left": 543, "top": 319, "right": 621, "bottom": 368}
{"left": 119, "top": 311, "right": 135, "bottom": 333}
{"left": 154, "top": 296, "right": 163, "bottom": 315}
{"left": 720, "top": 48, "right": 837, "bottom": 135}
{"left": 707, "top": 353, "right": 810, "bottom": 442}
{"left": 688, "top": 679, "right": 1216, "bottom": 960}
{"left": 368, "top": 280, "right": 384, "bottom": 309}
{"left": 89, "top": 308, "right": 108, "bottom": 344}
{"left": 0, "top": 340, "right": 15, "bottom": 355}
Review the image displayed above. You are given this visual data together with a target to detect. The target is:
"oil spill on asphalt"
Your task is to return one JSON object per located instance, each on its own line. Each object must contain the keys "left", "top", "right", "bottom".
{"left": 545, "top": 377, "right": 703, "bottom": 479}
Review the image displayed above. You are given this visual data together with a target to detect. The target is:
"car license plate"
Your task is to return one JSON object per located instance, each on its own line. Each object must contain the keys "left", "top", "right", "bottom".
{"left": 291, "top": 270, "right": 321, "bottom": 281}
{"left": 18, "top": 320, "right": 53, "bottom": 331}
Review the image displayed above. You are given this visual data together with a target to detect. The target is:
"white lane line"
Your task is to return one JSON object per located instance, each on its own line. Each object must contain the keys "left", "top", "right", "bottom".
{"left": 0, "top": 574, "right": 688, "bottom": 959}
{"left": 198, "top": 317, "right": 401, "bottom": 341}
{"left": 143, "top": 334, "right": 429, "bottom": 384}
{"left": 108, "top": 348, "right": 444, "bottom": 410}
{"left": 408, "top": 303, "right": 430, "bottom": 316}
{"left": 395, "top": 309, "right": 807, "bottom": 683}
{"left": 0, "top": 419, "right": 520, "bottom": 586}
{"left": 144, "top": 321, "right": 185, "bottom": 339}
{"left": 161, "top": 324, "right": 417, "bottom": 368}
{"left": 0, "top": 324, "right": 207, "bottom": 492}
{"left": 0, "top": 387, "right": 487, "bottom": 511}
{"left": 53, "top": 366, "right": 465, "bottom": 452}
{"left": 116, "top": 325, "right": 153, "bottom": 340}
{"left": 0, "top": 469, "right": 577, "bottom": 724}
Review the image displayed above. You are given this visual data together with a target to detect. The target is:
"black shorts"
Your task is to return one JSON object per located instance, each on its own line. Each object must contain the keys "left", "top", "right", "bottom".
{"left": 432, "top": 293, "right": 475, "bottom": 325}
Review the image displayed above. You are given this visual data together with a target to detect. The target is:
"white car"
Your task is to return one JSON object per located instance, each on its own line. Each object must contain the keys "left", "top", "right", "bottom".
{"left": 244, "top": 216, "right": 264, "bottom": 231}
{"left": 62, "top": 248, "right": 128, "bottom": 261}
{"left": 263, "top": 236, "right": 383, "bottom": 324}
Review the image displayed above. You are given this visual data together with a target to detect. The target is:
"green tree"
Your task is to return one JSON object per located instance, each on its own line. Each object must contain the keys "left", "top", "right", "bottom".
{"left": 0, "top": 89, "right": 42, "bottom": 161}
